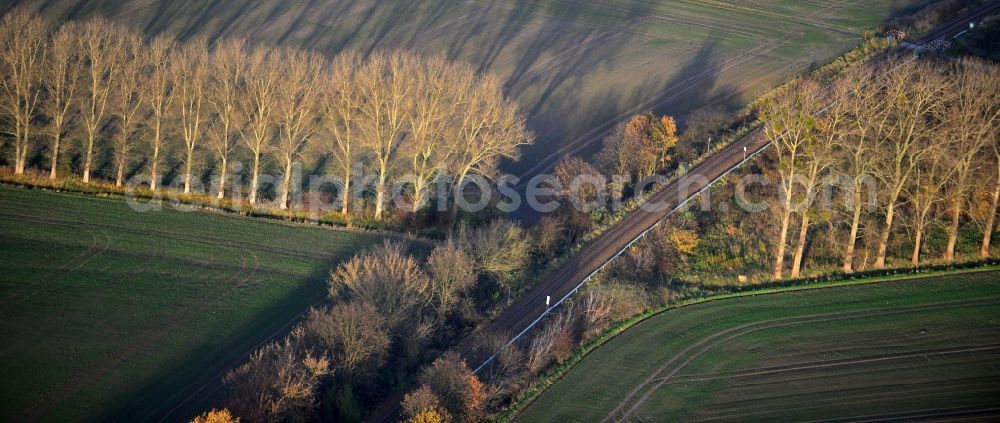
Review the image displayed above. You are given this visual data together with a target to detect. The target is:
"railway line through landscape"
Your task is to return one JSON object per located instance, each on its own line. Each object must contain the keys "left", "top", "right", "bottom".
{"left": 365, "top": 4, "right": 1000, "bottom": 421}
{"left": 464, "top": 0, "right": 1000, "bottom": 377}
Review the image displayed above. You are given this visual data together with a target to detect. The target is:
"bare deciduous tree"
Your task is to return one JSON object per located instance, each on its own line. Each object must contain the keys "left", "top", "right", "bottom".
{"left": 172, "top": 40, "right": 210, "bottom": 194}
{"left": 760, "top": 79, "right": 821, "bottom": 279}
{"left": 449, "top": 73, "right": 532, "bottom": 223}
{"left": 141, "top": 35, "right": 175, "bottom": 191}
{"left": 457, "top": 219, "right": 530, "bottom": 290}
{"left": 41, "top": 22, "right": 81, "bottom": 180}
{"left": 272, "top": 48, "right": 323, "bottom": 209}
{"left": 981, "top": 142, "right": 1000, "bottom": 259}
{"left": 207, "top": 38, "right": 247, "bottom": 199}
{"left": 941, "top": 58, "right": 1000, "bottom": 262}
{"left": 872, "top": 59, "right": 946, "bottom": 268}
{"left": 111, "top": 33, "right": 144, "bottom": 187}
{"left": 239, "top": 47, "right": 279, "bottom": 205}
{"left": 417, "top": 352, "right": 486, "bottom": 423}
{"left": 305, "top": 302, "right": 389, "bottom": 378}
{"left": 321, "top": 52, "right": 363, "bottom": 216}
{"left": 790, "top": 90, "right": 838, "bottom": 278}
{"left": 356, "top": 52, "right": 412, "bottom": 220}
{"left": 224, "top": 327, "right": 330, "bottom": 423}
{"left": 78, "top": 18, "right": 123, "bottom": 184}
{"left": 579, "top": 286, "right": 613, "bottom": 339}
{"left": 328, "top": 241, "right": 429, "bottom": 334}
{"left": 526, "top": 308, "right": 575, "bottom": 375}
{"left": 406, "top": 56, "right": 464, "bottom": 211}
{"left": 425, "top": 241, "right": 478, "bottom": 319}
{"left": 0, "top": 9, "right": 47, "bottom": 175}
{"left": 833, "top": 64, "right": 887, "bottom": 273}
{"left": 905, "top": 145, "right": 952, "bottom": 265}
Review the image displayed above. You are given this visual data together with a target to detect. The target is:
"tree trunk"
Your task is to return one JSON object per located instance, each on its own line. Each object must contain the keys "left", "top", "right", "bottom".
{"left": 279, "top": 158, "right": 293, "bottom": 210}
{"left": 774, "top": 205, "right": 792, "bottom": 280}
{"left": 982, "top": 179, "right": 1000, "bottom": 258}
{"left": 449, "top": 168, "right": 472, "bottom": 231}
{"left": 83, "top": 130, "right": 95, "bottom": 184}
{"left": 791, "top": 212, "right": 810, "bottom": 278}
{"left": 944, "top": 198, "right": 960, "bottom": 262}
{"left": 374, "top": 173, "right": 387, "bottom": 220}
{"left": 14, "top": 126, "right": 27, "bottom": 175}
{"left": 413, "top": 175, "right": 426, "bottom": 213}
{"left": 341, "top": 168, "right": 351, "bottom": 216}
{"left": 249, "top": 152, "right": 260, "bottom": 205}
{"left": 150, "top": 125, "right": 161, "bottom": 191}
{"left": 449, "top": 183, "right": 460, "bottom": 226}
{"left": 911, "top": 229, "right": 923, "bottom": 266}
{"left": 875, "top": 202, "right": 896, "bottom": 269}
{"left": 184, "top": 148, "right": 194, "bottom": 194}
{"left": 116, "top": 130, "right": 127, "bottom": 187}
{"left": 217, "top": 156, "right": 228, "bottom": 199}
{"left": 49, "top": 132, "right": 61, "bottom": 180}
{"left": 843, "top": 196, "right": 863, "bottom": 273}
{"left": 115, "top": 162, "right": 124, "bottom": 187}
{"left": 14, "top": 144, "right": 25, "bottom": 175}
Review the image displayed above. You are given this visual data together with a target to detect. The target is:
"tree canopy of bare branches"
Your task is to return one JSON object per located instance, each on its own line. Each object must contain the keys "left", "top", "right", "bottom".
{"left": 41, "top": 22, "right": 80, "bottom": 180}
{"left": 77, "top": 17, "right": 123, "bottom": 184}
{"left": 0, "top": 9, "right": 47, "bottom": 176}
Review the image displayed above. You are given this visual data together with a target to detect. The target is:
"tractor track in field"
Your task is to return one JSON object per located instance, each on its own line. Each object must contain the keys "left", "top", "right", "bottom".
{"left": 110, "top": 247, "right": 269, "bottom": 423}
{"left": 0, "top": 195, "right": 366, "bottom": 422}
{"left": 656, "top": 344, "right": 1000, "bottom": 386}
{"left": 814, "top": 405, "right": 1000, "bottom": 422}
{"left": 0, "top": 226, "right": 112, "bottom": 316}
{"left": 694, "top": 380, "right": 1000, "bottom": 421}
{"left": 604, "top": 297, "right": 1000, "bottom": 422}
{"left": 665, "top": 0, "right": 859, "bottom": 36}
{"left": 0, "top": 212, "right": 334, "bottom": 261}
{"left": 19, "top": 239, "right": 261, "bottom": 423}
{"left": 686, "top": 378, "right": 996, "bottom": 421}
{"left": 0, "top": 225, "right": 97, "bottom": 300}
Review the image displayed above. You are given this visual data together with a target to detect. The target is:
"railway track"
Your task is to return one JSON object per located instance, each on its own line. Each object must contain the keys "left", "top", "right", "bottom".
{"left": 902, "top": 0, "right": 1000, "bottom": 51}
{"left": 464, "top": 0, "right": 1000, "bottom": 377}
{"left": 365, "top": 2, "right": 1000, "bottom": 420}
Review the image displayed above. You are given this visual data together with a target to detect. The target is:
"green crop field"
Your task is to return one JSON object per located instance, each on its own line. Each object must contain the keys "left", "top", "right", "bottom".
{"left": 518, "top": 270, "right": 1000, "bottom": 422}
{"left": 0, "top": 187, "right": 387, "bottom": 422}
{"left": 20, "top": 0, "right": 922, "bottom": 176}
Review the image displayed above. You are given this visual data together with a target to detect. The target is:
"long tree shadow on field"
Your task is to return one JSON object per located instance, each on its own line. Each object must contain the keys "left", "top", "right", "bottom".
{"left": 508, "top": 39, "right": 739, "bottom": 220}
{"left": 100, "top": 240, "right": 425, "bottom": 423}
{"left": 19, "top": 0, "right": 672, "bottom": 174}
{"left": 510, "top": 38, "right": 740, "bottom": 184}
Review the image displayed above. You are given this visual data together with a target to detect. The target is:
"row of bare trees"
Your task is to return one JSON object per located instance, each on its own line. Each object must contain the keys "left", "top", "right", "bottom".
{"left": 762, "top": 56, "right": 1000, "bottom": 279}
{"left": 0, "top": 9, "right": 532, "bottom": 220}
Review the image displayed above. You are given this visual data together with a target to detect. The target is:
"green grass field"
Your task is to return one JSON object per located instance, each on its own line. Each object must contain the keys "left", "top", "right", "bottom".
{"left": 23, "top": 0, "right": 922, "bottom": 176}
{"left": 0, "top": 186, "right": 387, "bottom": 422}
{"left": 518, "top": 270, "right": 1000, "bottom": 422}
